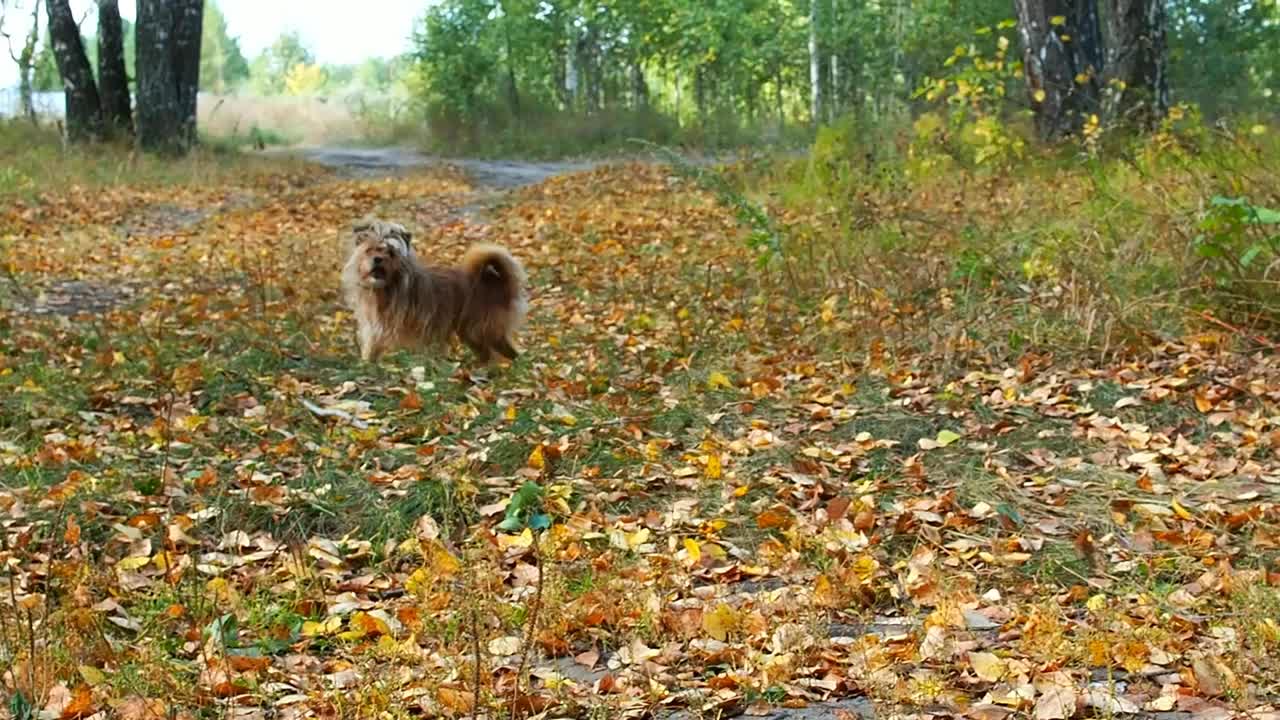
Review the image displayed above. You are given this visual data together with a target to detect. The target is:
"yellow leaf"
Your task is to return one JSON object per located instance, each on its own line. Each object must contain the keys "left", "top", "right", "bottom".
{"left": 424, "top": 539, "right": 461, "bottom": 577}
{"left": 704, "top": 453, "right": 722, "bottom": 480}
{"left": 1172, "top": 498, "right": 1194, "bottom": 520}
{"left": 405, "top": 567, "right": 431, "bottom": 596}
{"left": 117, "top": 555, "right": 151, "bottom": 571}
{"left": 302, "top": 615, "right": 342, "bottom": 637}
{"left": 1034, "top": 89, "right": 1047, "bottom": 103}
{"left": 683, "top": 538, "right": 702, "bottom": 565}
{"left": 1250, "top": 125, "right": 1267, "bottom": 136}
{"left": 707, "top": 371, "right": 733, "bottom": 390}
{"left": 77, "top": 665, "right": 107, "bottom": 686}
{"left": 935, "top": 429, "right": 961, "bottom": 447}
{"left": 813, "top": 574, "right": 841, "bottom": 607}
{"left": 528, "top": 445, "right": 546, "bottom": 470}
{"left": 1050, "top": 15, "right": 1066, "bottom": 25}
{"left": 702, "top": 603, "right": 738, "bottom": 641}
{"left": 969, "top": 651, "right": 1007, "bottom": 682}
{"left": 498, "top": 528, "right": 535, "bottom": 551}
{"left": 626, "top": 527, "right": 651, "bottom": 549}
{"left": 505, "top": 404, "right": 518, "bottom": 421}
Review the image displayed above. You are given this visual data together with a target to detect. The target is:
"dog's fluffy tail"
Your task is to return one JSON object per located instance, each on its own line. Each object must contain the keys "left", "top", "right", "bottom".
{"left": 462, "top": 243, "right": 528, "bottom": 327}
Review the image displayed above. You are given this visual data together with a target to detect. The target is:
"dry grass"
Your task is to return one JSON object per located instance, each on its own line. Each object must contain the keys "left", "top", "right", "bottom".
{"left": 198, "top": 93, "right": 370, "bottom": 146}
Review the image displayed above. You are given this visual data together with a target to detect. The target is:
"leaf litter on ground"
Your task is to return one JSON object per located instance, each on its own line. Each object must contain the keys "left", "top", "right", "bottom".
{"left": 0, "top": 156, "right": 1278, "bottom": 719}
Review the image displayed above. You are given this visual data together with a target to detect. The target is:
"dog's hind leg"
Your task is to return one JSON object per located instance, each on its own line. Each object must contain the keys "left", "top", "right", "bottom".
{"left": 492, "top": 337, "right": 519, "bottom": 361}
{"left": 464, "top": 337, "right": 492, "bottom": 364}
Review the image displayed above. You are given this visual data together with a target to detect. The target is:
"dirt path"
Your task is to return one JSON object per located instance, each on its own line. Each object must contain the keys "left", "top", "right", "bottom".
{"left": 288, "top": 145, "right": 608, "bottom": 189}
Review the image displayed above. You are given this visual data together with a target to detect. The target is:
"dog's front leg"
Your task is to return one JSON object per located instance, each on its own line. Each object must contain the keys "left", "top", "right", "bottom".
{"left": 358, "top": 325, "right": 384, "bottom": 363}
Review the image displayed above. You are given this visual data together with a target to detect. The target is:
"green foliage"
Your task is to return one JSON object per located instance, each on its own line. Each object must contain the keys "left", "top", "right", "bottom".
{"left": 284, "top": 63, "right": 328, "bottom": 96}
{"left": 1168, "top": 0, "right": 1280, "bottom": 118}
{"left": 249, "top": 32, "right": 315, "bottom": 95}
{"left": 200, "top": 1, "right": 251, "bottom": 93}
{"left": 497, "top": 481, "right": 551, "bottom": 532}
{"left": 914, "top": 21, "right": 1026, "bottom": 169}
{"left": 1195, "top": 195, "right": 1280, "bottom": 305}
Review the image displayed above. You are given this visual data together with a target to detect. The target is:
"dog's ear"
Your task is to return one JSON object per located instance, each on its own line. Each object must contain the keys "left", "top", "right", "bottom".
{"left": 350, "top": 218, "right": 378, "bottom": 245}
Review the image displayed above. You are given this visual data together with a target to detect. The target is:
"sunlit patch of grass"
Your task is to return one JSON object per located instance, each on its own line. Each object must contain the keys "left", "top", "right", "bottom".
{"left": 0, "top": 119, "right": 318, "bottom": 203}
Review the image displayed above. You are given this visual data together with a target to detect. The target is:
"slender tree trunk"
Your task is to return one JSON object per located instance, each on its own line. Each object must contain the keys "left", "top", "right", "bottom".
{"left": 695, "top": 65, "right": 706, "bottom": 122}
{"left": 564, "top": 31, "right": 578, "bottom": 110}
{"left": 1014, "top": 0, "right": 1104, "bottom": 139}
{"left": 45, "top": 0, "right": 102, "bottom": 141}
{"left": 136, "top": 0, "right": 203, "bottom": 153}
{"left": 498, "top": 2, "right": 520, "bottom": 118}
{"left": 15, "top": 1, "right": 40, "bottom": 123}
{"left": 808, "top": 0, "right": 822, "bottom": 123}
{"left": 1104, "top": 0, "right": 1168, "bottom": 127}
{"left": 775, "top": 68, "right": 785, "bottom": 130}
{"left": 829, "top": 54, "right": 839, "bottom": 119}
{"left": 97, "top": 0, "right": 132, "bottom": 136}
{"left": 827, "top": 0, "right": 839, "bottom": 119}
{"left": 673, "top": 69, "right": 681, "bottom": 126}
{"left": 2, "top": 0, "right": 42, "bottom": 123}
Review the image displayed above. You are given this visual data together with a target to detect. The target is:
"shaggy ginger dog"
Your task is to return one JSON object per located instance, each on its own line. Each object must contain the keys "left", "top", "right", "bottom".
{"left": 340, "top": 218, "right": 528, "bottom": 364}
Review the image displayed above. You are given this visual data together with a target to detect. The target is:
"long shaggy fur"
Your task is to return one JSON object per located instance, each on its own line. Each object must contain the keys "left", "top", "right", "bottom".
{"left": 340, "top": 217, "right": 528, "bottom": 363}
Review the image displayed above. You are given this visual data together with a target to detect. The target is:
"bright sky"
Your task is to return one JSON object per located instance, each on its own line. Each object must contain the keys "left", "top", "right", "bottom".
{"left": 0, "top": 0, "right": 425, "bottom": 88}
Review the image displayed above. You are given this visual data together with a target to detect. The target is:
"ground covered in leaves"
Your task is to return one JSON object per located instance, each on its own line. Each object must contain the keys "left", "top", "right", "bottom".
{"left": 1, "top": 149, "right": 1278, "bottom": 720}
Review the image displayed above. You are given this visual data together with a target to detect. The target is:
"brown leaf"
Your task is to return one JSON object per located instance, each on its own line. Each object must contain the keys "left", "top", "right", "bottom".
{"left": 1033, "top": 672, "right": 1078, "bottom": 720}
{"left": 437, "top": 685, "right": 476, "bottom": 714}
{"left": 117, "top": 695, "right": 168, "bottom": 720}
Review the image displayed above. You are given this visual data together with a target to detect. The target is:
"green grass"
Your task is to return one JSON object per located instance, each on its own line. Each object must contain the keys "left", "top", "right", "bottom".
{"left": 0, "top": 118, "right": 312, "bottom": 201}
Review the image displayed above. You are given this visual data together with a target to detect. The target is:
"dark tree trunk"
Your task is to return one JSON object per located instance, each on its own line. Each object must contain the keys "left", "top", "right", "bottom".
{"left": 136, "top": 0, "right": 203, "bottom": 154}
{"left": 1014, "top": 0, "right": 1105, "bottom": 140}
{"left": 1104, "top": 0, "right": 1168, "bottom": 127}
{"left": 173, "top": 0, "right": 203, "bottom": 142}
{"left": 631, "top": 63, "right": 648, "bottom": 108}
{"left": 97, "top": 0, "right": 132, "bottom": 136}
{"left": 45, "top": 0, "right": 102, "bottom": 142}
{"left": 505, "top": 66, "right": 521, "bottom": 118}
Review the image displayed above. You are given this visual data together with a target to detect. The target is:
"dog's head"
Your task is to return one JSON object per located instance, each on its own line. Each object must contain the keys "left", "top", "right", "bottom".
{"left": 349, "top": 218, "right": 413, "bottom": 290}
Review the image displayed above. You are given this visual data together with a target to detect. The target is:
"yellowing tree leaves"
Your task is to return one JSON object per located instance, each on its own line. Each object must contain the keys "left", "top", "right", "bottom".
{"left": 702, "top": 603, "right": 738, "bottom": 641}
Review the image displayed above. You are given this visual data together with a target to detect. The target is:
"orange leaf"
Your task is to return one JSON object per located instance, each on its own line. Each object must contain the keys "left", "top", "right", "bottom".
{"left": 756, "top": 506, "right": 794, "bottom": 530}
{"left": 1193, "top": 390, "right": 1212, "bottom": 413}
{"left": 438, "top": 685, "right": 476, "bottom": 713}
{"left": 59, "top": 685, "right": 96, "bottom": 720}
